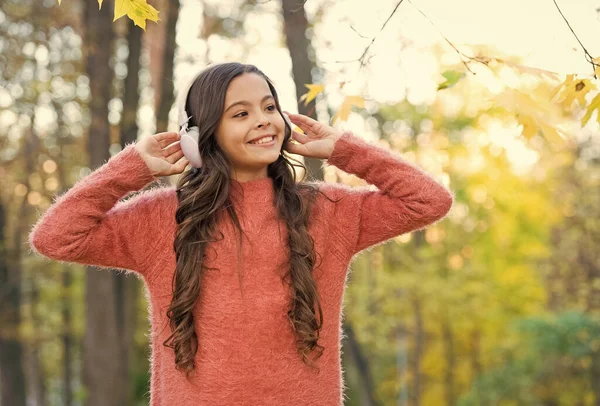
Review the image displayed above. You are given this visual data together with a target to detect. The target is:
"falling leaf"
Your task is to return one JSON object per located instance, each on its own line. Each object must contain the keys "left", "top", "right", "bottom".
{"left": 299, "top": 84, "right": 324, "bottom": 106}
{"left": 113, "top": 0, "right": 160, "bottom": 30}
{"left": 438, "top": 70, "right": 465, "bottom": 90}
{"left": 331, "top": 95, "right": 365, "bottom": 124}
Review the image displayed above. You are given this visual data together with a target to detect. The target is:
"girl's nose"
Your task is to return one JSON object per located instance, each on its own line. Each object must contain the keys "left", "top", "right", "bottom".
{"left": 257, "top": 114, "right": 271, "bottom": 127}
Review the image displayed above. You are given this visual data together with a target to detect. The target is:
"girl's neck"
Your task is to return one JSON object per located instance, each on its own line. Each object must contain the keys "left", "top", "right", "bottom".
{"left": 229, "top": 176, "right": 274, "bottom": 204}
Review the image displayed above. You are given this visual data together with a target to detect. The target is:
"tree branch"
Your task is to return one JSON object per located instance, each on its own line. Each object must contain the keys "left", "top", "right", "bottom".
{"left": 552, "top": 0, "right": 598, "bottom": 79}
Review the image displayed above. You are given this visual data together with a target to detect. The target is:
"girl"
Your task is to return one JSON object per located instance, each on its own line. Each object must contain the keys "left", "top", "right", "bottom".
{"left": 29, "top": 62, "right": 453, "bottom": 405}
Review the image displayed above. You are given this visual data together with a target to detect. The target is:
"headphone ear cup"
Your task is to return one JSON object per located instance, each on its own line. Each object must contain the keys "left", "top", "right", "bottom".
{"left": 180, "top": 126, "right": 203, "bottom": 168}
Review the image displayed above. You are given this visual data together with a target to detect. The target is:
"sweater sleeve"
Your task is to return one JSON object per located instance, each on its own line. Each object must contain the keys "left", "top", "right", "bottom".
{"left": 321, "top": 131, "right": 454, "bottom": 256}
{"left": 28, "top": 143, "right": 166, "bottom": 276}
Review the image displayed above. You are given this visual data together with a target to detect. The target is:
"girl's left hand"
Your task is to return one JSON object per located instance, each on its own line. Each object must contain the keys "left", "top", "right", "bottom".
{"left": 282, "top": 111, "right": 342, "bottom": 160}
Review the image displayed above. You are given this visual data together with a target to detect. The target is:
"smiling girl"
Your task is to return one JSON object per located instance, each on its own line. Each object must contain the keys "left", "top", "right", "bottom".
{"left": 29, "top": 62, "right": 453, "bottom": 405}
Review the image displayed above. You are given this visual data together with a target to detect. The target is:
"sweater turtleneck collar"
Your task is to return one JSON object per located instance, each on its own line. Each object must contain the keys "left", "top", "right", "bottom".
{"left": 229, "top": 176, "right": 275, "bottom": 203}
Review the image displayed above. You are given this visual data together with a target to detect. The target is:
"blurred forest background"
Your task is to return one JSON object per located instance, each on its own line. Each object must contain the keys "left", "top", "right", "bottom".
{"left": 2, "top": 0, "right": 600, "bottom": 405}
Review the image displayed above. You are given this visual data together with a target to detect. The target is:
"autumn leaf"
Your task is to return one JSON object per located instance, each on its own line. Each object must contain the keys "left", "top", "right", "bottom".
{"left": 494, "top": 58, "right": 560, "bottom": 80}
{"left": 299, "top": 84, "right": 324, "bottom": 106}
{"left": 496, "top": 89, "right": 567, "bottom": 145}
{"left": 331, "top": 95, "right": 365, "bottom": 124}
{"left": 112, "top": 0, "right": 160, "bottom": 30}
{"left": 551, "top": 74, "right": 596, "bottom": 110}
{"left": 438, "top": 70, "right": 465, "bottom": 90}
{"left": 581, "top": 93, "right": 600, "bottom": 127}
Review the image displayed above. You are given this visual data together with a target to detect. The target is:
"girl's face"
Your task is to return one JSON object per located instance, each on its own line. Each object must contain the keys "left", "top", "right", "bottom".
{"left": 215, "top": 73, "right": 286, "bottom": 182}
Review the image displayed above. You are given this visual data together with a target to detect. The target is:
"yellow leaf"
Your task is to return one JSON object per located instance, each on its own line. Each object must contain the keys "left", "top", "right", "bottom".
{"left": 299, "top": 84, "right": 324, "bottom": 106}
{"left": 57, "top": 0, "right": 61, "bottom": 4}
{"left": 113, "top": 0, "right": 160, "bottom": 30}
{"left": 538, "top": 121, "right": 566, "bottom": 145}
{"left": 496, "top": 89, "right": 566, "bottom": 146}
{"left": 495, "top": 58, "right": 559, "bottom": 80}
{"left": 552, "top": 74, "right": 596, "bottom": 109}
{"left": 98, "top": 0, "right": 103, "bottom": 9}
{"left": 581, "top": 93, "right": 600, "bottom": 127}
{"left": 331, "top": 95, "right": 365, "bottom": 124}
{"left": 516, "top": 114, "right": 538, "bottom": 139}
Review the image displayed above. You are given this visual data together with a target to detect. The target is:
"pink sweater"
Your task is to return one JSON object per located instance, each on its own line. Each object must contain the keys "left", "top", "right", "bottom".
{"left": 29, "top": 131, "right": 453, "bottom": 405}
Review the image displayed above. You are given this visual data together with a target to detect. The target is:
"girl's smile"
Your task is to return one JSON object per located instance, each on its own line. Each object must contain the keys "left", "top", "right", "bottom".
{"left": 247, "top": 135, "right": 276, "bottom": 146}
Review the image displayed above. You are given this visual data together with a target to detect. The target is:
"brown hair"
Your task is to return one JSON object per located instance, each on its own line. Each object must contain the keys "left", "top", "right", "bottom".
{"left": 164, "top": 62, "right": 331, "bottom": 376}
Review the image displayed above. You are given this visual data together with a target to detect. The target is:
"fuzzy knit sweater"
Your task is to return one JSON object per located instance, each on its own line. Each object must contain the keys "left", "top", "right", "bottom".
{"left": 29, "top": 131, "right": 453, "bottom": 406}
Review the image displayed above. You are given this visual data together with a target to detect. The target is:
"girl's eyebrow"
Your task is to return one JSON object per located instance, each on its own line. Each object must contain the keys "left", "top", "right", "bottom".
{"left": 225, "top": 95, "right": 274, "bottom": 113}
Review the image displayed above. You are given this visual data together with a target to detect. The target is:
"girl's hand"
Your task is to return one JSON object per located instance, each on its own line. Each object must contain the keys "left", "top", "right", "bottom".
{"left": 135, "top": 132, "right": 190, "bottom": 177}
{"left": 282, "top": 111, "right": 342, "bottom": 159}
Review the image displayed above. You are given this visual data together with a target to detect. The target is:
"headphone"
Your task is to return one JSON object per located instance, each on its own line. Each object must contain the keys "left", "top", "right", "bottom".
{"left": 177, "top": 71, "right": 295, "bottom": 169}
{"left": 178, "top": 73, "right": 203, "bottom": 168}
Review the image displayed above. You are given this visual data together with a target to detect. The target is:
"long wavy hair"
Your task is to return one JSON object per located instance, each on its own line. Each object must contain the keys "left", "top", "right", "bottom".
{"left": 164, "top": 62, "right": 330, "bottom": 377}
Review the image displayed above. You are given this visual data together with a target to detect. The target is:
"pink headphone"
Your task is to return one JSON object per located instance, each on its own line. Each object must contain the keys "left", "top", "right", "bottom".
{"left": 177, "top": 73, "right": 294, "bottom": 169}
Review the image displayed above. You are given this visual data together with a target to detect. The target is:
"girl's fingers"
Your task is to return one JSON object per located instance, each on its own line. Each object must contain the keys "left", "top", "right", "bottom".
{"left": 173, "top": 156, "right": 189, "bottom": 172}
{"left": 290, "top": 130, "right": 309, "bottom": 144}
{"left": 284, "top": 112, "right": 317, "bottom": 132}
{"left": 283, "top": 140, "right": 306, "bottom": 156}
{"left": 162, "top": 141, "right": 181, "bottom": 157}
{"left": 156, "top": 132, "right": 180, "bottom": 147}
{"left": 166, "top": 149, "right": 184, "bottom": 164}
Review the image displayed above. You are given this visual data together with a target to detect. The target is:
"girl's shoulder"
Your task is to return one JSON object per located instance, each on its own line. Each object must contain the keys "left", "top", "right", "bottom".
{"left": 119, "top": 184, "right": 178, "bottom": 221}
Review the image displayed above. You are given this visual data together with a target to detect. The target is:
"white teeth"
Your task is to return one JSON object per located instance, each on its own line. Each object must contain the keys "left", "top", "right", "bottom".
{"left": 250, "top": 136, "right": 274, "bottom": 145}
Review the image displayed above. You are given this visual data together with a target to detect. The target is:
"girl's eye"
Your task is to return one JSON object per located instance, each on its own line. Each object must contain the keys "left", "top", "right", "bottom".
{"left": 233, "top": 105, "right": 276, "bottom": 118}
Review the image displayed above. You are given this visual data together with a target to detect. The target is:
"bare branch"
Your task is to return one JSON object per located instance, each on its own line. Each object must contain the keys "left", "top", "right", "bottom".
{"left": 552, "top": 0, "right": 598, "bottom": 79}
{"left": 407, "top": 0, "right": 487, "bottom": 75}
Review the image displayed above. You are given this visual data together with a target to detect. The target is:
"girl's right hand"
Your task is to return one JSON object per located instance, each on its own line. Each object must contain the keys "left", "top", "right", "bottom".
{"left": 134, "top": 132, "right": 190, "bottom": 177}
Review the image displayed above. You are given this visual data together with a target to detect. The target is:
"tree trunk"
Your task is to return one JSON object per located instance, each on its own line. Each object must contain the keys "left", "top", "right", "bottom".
{"left": 469, "top": 328, "right": 482, "bottom": 406}
{"left": 23, "top": 126, "right": 47, "bottom": 406}
{"left": 281, "top": 0, "right": 323, "bottom": 181}
{"left": 82, "top": 1, "right": 126, "bottom": 405}
{"left": 0, "top": 202, "right": 27, "bottom": 406}
{"left": 153, "top": 0, "right": 179, "bottom": 187}
{"left": 155, "top": 0, "right": 179, "bottom": 134}
{"left": 442, "top": 315, "right": 456, "bottom": 406}
{"left": 62, "top": 267, "right": 74, "bottom": 406}
{"left": 343, "top": 321, "right": 380, "bottom": 406}
{"left": 24, "top": 285, "right": 47, "bottom": 406}
{"left": 410, "top": 294, "right": 423, "bottom": 406}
